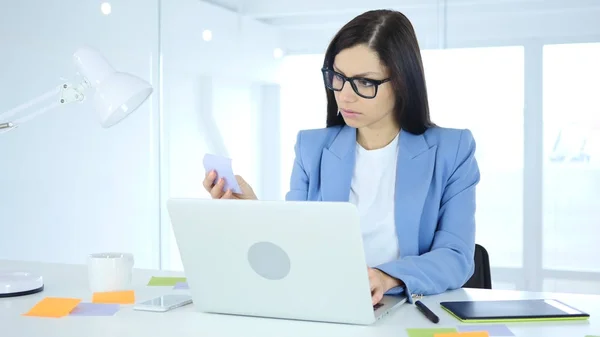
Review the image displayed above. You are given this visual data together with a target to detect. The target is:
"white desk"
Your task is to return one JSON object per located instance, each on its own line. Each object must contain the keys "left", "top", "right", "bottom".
{"left": 1, "top": 260, "right": 598, "bottom": 337}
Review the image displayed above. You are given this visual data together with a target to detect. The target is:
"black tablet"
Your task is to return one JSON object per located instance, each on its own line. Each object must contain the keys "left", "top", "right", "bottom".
{"left": 440, "top": 299, "right": 590, "bottom": 323}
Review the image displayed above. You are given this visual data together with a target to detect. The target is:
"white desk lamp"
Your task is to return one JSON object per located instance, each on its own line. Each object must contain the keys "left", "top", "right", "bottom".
{"left": 0, "top": 46, "right": 153, "bottom": 297}
{"left": 0, "top": 46, "right": 153, "bottom": 132}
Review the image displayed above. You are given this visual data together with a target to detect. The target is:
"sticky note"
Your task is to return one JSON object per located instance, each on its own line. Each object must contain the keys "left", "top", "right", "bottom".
{"left": 173, "top": 282, "right": 189, "bottom": 289}
{"left": 434, "top": 332, "right": 489, "bottom": 337}
{"left": 203, "top": 153, "right": 242, "bottom": 194}
{"left": 92, "top": 290, "right": 135, "bottom": 304}
{"left": 458, "top": 324, "right": 513, "bottom": 336}
{"left": 23, "top": 297, "right": 81, "bottom": 318}
{"left": 69, "top": 303, "right": 120, "bottom": 316}
{"left": 407, "top": 328, "right": 457, "bottom": 337}
{"left": 147, "top": 276, "right": 187, "bottom": 286}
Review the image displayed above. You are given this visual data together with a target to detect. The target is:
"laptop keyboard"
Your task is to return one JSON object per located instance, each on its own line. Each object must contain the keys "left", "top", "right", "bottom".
{"left": 373, "top": 303, "right": 384, "bottom": 311}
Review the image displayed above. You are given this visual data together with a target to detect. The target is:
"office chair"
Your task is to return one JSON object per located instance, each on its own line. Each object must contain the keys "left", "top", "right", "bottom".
{"left": 462, "top": 244, "right": 492, "bottom": 289}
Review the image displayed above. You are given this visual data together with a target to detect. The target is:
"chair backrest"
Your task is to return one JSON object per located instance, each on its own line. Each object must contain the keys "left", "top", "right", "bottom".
{"left": 462, "top": 244, "right": 492, "bottom": 289}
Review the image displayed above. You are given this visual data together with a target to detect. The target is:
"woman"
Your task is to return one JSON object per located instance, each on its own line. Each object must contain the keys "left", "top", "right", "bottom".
{"left": 203, "top": 9, "right": 480, "bottom": 305}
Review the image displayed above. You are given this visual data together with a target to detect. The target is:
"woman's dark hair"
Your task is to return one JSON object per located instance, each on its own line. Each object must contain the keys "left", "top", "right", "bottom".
{"left": 323, "top": 9, "right": 434, "bottom": 134}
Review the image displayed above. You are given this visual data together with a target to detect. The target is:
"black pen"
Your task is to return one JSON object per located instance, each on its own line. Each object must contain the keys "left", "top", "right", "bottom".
{"left": 415, "top": 300, "right": 440, "bottom": 323}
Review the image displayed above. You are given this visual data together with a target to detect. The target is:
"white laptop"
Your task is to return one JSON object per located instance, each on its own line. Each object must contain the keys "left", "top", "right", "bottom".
{"left": 166, "top": 198, "right": 407, "bottom": 325}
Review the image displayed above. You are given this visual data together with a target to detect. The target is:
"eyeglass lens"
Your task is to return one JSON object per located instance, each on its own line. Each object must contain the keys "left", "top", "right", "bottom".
{"left": 323, "top": 69, "right": 377, "bottom": 98}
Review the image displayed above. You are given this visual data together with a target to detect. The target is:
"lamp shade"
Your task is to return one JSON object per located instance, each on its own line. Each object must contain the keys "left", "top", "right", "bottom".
{"left": 72, "top": 47, "right": 153, "bottom": 127}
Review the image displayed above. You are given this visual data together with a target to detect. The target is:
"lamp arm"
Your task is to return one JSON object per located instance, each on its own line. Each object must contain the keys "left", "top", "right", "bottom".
{"left": 0, "top": 79, "right": 90, "bottom": 133}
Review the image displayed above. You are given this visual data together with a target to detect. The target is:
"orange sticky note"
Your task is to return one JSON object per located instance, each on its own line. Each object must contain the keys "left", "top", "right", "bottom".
{"left": 434, "top": 332, "right": 489, "bottom": 337}
{"left": 92, "top": 290, "right": 135, "bottom": 304}
{"left": 23, "top": 297, "right": 81, "bottom": 318}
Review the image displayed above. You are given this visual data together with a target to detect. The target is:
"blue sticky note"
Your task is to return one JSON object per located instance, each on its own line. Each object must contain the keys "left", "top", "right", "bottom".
{"left": 173, "top": 282, "right": 189, "bottom": 290}
{"left": 203, "top": 153, "right": 242, "bottom": 194}
{"left": 69, "top": 303, "right": 120, "bottom": 316}
{"left": 457, "top": 324, "right": 514, "bottom": 336}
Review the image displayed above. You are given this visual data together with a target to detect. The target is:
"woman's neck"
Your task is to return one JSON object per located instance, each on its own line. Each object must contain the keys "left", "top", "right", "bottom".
{"left": 356, "top": 124, "right": 400, "bottom": 150}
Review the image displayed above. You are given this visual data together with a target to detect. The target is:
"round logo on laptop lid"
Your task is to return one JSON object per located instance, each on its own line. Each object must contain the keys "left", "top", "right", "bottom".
{"left": 247, "top": 242, "right": 291, "bottom": 280}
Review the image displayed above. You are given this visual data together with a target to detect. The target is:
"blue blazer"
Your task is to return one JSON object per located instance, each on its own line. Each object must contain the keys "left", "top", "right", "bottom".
{"left": 285, "top": 125, "right": 480, "bottom": 302}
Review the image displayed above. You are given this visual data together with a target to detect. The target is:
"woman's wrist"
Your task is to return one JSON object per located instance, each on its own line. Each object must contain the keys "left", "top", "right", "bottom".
{"left": 376, "top": 269, "right": 404, "bottom": 292}
{"left": 384, "top": 275, "right": 403, "bottom": 291}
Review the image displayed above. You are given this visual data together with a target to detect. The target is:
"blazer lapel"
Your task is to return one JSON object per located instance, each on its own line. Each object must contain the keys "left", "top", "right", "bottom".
{"left": 395, "top": 130, "right": 437, "bottom": 257}
{"left": 320, "top": 126, "right": 356, "bottom": 202}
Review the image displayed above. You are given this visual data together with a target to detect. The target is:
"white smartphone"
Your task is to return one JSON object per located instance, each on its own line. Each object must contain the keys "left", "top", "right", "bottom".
{"left": 133, "top": 294, "right": 192, "bottom": 312}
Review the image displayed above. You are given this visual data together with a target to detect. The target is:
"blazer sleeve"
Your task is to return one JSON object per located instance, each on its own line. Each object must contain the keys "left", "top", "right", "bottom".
{"left": 285, "top": 131, "right": 309, "bottom": 201}
{"left": 375, "top": 129, "right": 480, "bottom": 302}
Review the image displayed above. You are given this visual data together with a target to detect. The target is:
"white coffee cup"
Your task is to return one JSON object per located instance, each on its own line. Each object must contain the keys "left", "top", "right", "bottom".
{"left": 87, "top": 252, "right": 134, "bottom": 292}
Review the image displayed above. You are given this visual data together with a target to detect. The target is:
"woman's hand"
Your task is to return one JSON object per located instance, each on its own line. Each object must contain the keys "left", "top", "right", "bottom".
{"left": 202, "top": 170, "right": 258, "bottom": 200}
{"left": 368, "top": 267, "right": 402, "bottom": 305}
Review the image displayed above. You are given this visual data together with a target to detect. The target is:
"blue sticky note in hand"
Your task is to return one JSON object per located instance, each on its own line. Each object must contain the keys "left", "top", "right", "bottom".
{"left": 203, "top": 153, "right": 243, "bottom": 194}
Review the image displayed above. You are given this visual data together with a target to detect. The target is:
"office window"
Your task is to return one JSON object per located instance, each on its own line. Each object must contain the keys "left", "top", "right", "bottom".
{"left": 421, "top": 46, "right": 525, "bottom": 269}
{"left": 278, "top": 54, "right": 327, "bottom": 199}
{"left": 492, "top": 281, "right": 518, "bottom": 291}
{"left": 543, "top": 278, "right": 600, "bottom": 295}
{"left": 542, "top": 43, "right": 600, "bottom": 274}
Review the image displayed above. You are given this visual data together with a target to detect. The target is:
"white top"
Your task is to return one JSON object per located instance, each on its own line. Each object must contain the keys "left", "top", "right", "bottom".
{"left": 2, "top": 259, "right": 598, "bottom": 337}
{"left": 349, "top": 133, "right": 400, "bottom": 267}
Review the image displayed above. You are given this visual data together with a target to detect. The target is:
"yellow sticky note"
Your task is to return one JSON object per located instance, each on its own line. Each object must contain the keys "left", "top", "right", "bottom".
{"left": 92, "top": 290, "right": 135, "bottom": 304}
{"left": 23, "top": 297, "right": 81, "bottom": 318}
{"left": 407, "top": 328, "right": 457, "bottom": 337}
{"left": 434, "top": 332, "right": 489, "bottom": 337}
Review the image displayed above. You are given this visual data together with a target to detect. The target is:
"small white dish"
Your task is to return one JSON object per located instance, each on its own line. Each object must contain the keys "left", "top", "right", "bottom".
{"left": 0, "top": 271, "right": 44, "bottom": 297}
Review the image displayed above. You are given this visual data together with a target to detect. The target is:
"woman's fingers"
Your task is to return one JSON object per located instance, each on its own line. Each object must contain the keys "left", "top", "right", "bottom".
{"left": 203, "top": 171, "right": 216, "bottom": 192}
{"left": 372, "top": 289, "right": 383, "bottom": 306}
{"left": 222, "top": 189, "right": 233, "bottom": 199}
{"left": 367, "top": 268, "right": 383, "bottom": 305}
{"left": 234, "top": 175, "right": 258, "bottom": 200}
{"left": 204, "top": 171, "right": 236, "bottom": 200}
{"left": 210, "top": 178, "right": 226, "bottom": 199}
{"left": 205, "top": 172, "right": 255, "bottom": 200}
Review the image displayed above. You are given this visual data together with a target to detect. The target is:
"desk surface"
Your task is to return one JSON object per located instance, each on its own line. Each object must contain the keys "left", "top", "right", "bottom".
{"left": 1, "top": 259, "right": 598, "bottom": 337}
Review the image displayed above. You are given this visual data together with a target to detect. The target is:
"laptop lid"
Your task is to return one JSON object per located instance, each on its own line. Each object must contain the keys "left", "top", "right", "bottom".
{"left": 167, "top": 198, "right": 386, "bottom": 325}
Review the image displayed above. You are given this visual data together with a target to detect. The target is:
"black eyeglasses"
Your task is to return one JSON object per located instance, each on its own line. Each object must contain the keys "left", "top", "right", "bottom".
{"left": 321, "top": 67, "right": 390, "bottom": 99}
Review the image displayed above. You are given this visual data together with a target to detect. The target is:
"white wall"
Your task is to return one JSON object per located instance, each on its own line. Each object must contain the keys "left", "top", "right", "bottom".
{"left": 160, "top": 0, "right": 283, "bottom": 270}
{"left": 0, "top": 1, "right": 161, "bottom": 268}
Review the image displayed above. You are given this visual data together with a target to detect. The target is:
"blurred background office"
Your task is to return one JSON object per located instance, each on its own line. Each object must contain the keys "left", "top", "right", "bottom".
{"left": 0, "top": 0, "right": 599, "bottom": 295}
